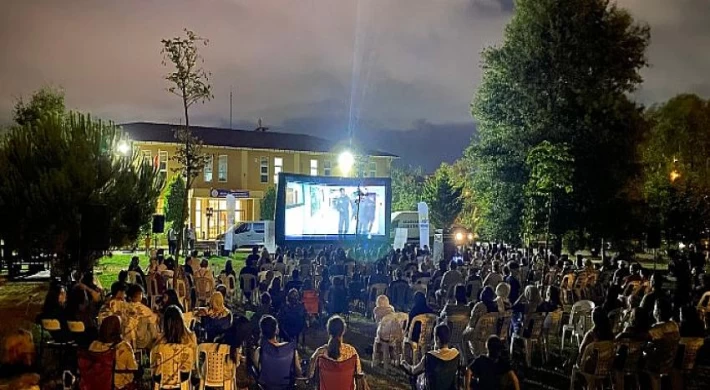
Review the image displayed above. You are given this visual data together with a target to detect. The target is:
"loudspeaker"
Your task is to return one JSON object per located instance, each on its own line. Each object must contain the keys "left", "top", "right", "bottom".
{"left": 152, "top": 215, "right": 165, "bottom": 234}
{"left": 647, "top": 228, "right": 661, "bottom": 249}
{"left": 81, "top": 204, "right": 110, "bottom": 250}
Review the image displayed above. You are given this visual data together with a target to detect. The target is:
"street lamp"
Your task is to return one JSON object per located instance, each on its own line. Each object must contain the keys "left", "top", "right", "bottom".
{"left": 206, "top": 207, "right": 214, "bottom": 240}
{"left": 117, "top": 140, "right": 131, "bottom": 156}
{"left": 338, "top": 150, "right": 355, "bottom": 177}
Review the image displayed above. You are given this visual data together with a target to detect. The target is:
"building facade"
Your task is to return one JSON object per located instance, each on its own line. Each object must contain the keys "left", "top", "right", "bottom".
{"left": 122, "top": 122, "right": 396, "bottom": 240}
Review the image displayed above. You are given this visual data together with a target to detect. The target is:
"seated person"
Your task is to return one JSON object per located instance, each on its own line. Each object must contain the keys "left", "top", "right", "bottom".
{"left": 467, "top": 335, "right": 519, "bottom": 390}
{"left": 440, "top": 284, "right": 470, "bottom": 320}
{"left": 98, "top": 282, "right": 128, "bottom": 324}
{"left": 388, "top": 270, "right": 411, "bottom": 311}
{"left": 576, "top": 307, "right": 614, "bottom": 367}
{"left": 160, "top": 289, "right": 184, "bottom": 314}
{"left": 123, "top": 284, "right": 159, "bottom": 349}
{"left": 250, "top": 293, "right": 274, "bottom": 338}
{"left": 408, "top": 292, "right": 435, "bottom": 341}
{"left": 373, "top": 295, "right": 395, "bottom": 323}
{"left": 37, "top": 282, "right": 70, "bottom": 342}
{"left": 327, "top": 276, "right": 349, "bottom": 316}
{"left": 196, "top": 292, "right": 232, "bottom": 342}
{"left": 151, "top": 306, "right": 197, "bottom": 387}
{"left": 649, "top": 298, "right": 679, "bottom": 341}
{"left": 308, "top": 316, "right": 363, "bottom": 378}
{"left": 284, "top": 270, "right": 303, "bottom": 292}
{"left": 277, "top": 289, "right": 307, "bottom": 342}
{"left": 193, "top": 259, "right": 213, "bottom": 279}
{"left": 253, "top": 315, "right": 302, "bottom": 388}
{"left": 88, "top": 316, "right": 139, "bottom": 390}
{"left": 401, "top": 323, "right": 459, "bottom": 390}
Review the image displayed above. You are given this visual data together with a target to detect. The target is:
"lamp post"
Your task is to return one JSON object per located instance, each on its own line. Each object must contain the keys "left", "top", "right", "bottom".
{"left": 206, "top": 207, "right": 214, "bottom": 240}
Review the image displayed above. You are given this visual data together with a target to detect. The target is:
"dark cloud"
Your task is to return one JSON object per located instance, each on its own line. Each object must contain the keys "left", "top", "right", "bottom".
{"left": 0, "top": 0, "right": 708, "bottom": 169}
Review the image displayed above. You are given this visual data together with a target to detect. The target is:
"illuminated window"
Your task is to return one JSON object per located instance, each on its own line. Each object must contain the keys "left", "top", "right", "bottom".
{"left": 218, "top": 155, "right": 227, "bottom": 182}
{"left": 369, "top": 162, "right": 377, "bottom": 178}
{"left": 204, "top": 155, "right": 213, "bottom": 182}
{"left": 260, "top": 157, "right": 269, "bottom": 183}
{"left": 274, "top": 157, "right": 283, "bottom": 184}
{"left": 323, "top": 160, "right": 332, "bottom": 176}
{"left": 310, "top": 159, "right": 318, "bottom": 176}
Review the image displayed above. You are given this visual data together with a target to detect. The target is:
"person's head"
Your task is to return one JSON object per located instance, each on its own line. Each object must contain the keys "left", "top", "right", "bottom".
{"left": 98, "top": 315, "right": 122, "bottom": 344}
{"left": 523, "top": 285, "right": 541, "bottom": 303}
{"left": 126, "top": 284, "right": 144, "bottom": 303}
{"left": 654, "top": 298, "right": 673, "bottom": 323}
{"left": 117, "top": 270, "right": 128, "bottom": 284}
{"left": 376, "top": 295, "right": 390, "bottom": 308}
{"left": 110, "top": 282, "right": 127, "bottom": 301}
{"left": 130, "top": 256, "right": 140, "bottom": 268}
{"left": 680, "top": 305, "right": 701, "bottom": 325}
{"left": 438, "top": 260, "right": 447, "bottom": 272}
{"left": 546, "top": 286, "right": 561, "bottom": 305}
{"left": 339, "top": 188, "right": 345, "bottom": 195}
{"left": 291, "top": 269, "right": 300, "bottom": 280}
{"left": 449, "top": 261, "right": 457, "bottom": 271}
{"left": 651, "top": 273, "right": 663, "bottom": 289}
{"left": 252, "top": 247, "right": 258, "bottom": 256}
{"left": 492, "top": 261, "right": 501, "bottom": 273}
{"left": 454, "top": 284, "right": 467, "bottom": 305}
{"left": 434, "top": 323, "right": 451, "bottom": 348}
{"left": 486, "top": 335, "right": 504, "bottom": 359}
{"left": 259, "top": 315, "right": 279, "bottom": 341}
{"left": 67, "top": 287, "right": 88, "bottom": 312}
{"left": 326, "top": 316, "right": 347, "bottom": 359}
{"left": 163, "top": 289, "right": 180, "bottom": 307}
{"left": 287, "top": 288, "right": 300, "bottom": 305}
{"left": 413, "top": 291, "right": 427, "bottom": 307}
{"left": 225, "top": 260, "right": 233, "bottom": 274}
{"left": 200, "top": 259, "right": 209, "bottom": 269}
{"left": 210, "top": 292, "right": 226, "bottom": 311}
{"left": 162, "top": 305, "right": 189, "bottom": 344}
{"left": 627, "top": 308, "right": 650, "bottom": 332}
{"left": 503, "top": 266, "right": 511, "bottom": 277}
{"left": 630, "top": 263, "right": 640, "bottom": 275}
{"left": 43, "top": 282, "right": 67, "bottom": 312}
{"left": 495, "top": 282, "right": 510, "bottom": 300}
{"left": 480, "top": 286, "right": 496, "bottom": 304}
{"left": 395, "top": 269, "right": 403, "bottom": 280}
{"left": 592, "top": 307, "right": 611, "bottom": 333}
{"left": 260, "top": 292, "right": 272, "bottom": 307}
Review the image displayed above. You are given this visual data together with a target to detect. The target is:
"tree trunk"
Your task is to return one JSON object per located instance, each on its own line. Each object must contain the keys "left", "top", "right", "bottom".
{"left": 175, "top": 97, "right": 191, "bottom": 263}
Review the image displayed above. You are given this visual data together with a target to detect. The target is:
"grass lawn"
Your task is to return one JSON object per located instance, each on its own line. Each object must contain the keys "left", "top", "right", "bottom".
{"left": 96, "top": 251, "right": 248, "bottom": 288}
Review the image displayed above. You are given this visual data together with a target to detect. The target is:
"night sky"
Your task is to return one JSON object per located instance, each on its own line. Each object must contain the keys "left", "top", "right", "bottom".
{"left": 1, "top": 0, "right": 709, "bottom": 171}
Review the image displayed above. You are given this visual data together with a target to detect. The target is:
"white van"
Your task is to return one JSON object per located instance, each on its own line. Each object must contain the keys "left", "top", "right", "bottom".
{"left": 220, "top": 221, "right": 266, "bottom": 250}
{"left": 391, "top": 211, "right": 436, "bottom": 242}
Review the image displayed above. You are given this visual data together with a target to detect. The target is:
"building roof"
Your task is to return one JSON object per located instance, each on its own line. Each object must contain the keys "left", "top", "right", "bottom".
{"left": 120, "top": 122, "right": 397, "bottom": 157}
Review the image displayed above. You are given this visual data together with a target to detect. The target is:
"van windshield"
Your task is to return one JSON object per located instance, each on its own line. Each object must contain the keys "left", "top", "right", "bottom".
{"left": 253, "top": 223, "right": 265, "bottom": 233}
{"left": 234, "top": 223, "right": 249, "bottom": 234}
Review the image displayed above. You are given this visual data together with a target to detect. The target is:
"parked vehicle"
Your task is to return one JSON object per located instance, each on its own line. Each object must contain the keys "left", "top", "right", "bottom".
{"left": 218, "top": 221, "right": 266, "bottom": 250}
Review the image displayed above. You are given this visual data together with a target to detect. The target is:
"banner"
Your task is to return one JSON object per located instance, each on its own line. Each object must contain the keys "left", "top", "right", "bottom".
{"left": 393, "top": 228, "right": 408, "bottom": 250}
{"left": 224, "top": 194, "right": 235, "bottom": 251}
{"left": 417, "top": 202, "right": 430, "bottom": 250}
{"left": 264, "top": 221, "right": 277, "bottom": 253}
{"left": 210, "top": 188, "right": 250, "bottom": 199}
{"left": 433, "top": 233, "right": 444, "bottom": 262}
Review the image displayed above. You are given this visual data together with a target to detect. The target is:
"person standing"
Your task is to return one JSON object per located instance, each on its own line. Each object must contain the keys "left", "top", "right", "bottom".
{"left": 167, "top": 226, "right": 177, "bottom": 255}
{"left": 335, "top": 188, "right": 350, "bottom": 236}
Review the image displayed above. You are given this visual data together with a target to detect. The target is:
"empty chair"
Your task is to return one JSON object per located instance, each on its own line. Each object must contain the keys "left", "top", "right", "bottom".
{"left": 174, "top": 278, "right": 190, "bottom": 312}
{"left": 198, "top": 343, "right": 235, "bottom": 390}
{"left": 39, "top": 319, "right": 74, "bottom": 368}
{"left": 561, "top": 300, "right": 595, "bottom": 351}
{"left": 644, "top": 334, "right": 680, "bottom": 390}
{"left": 542, "top": 310, "right": 564, "bottom": 362}
{"left": 570, "top": 341, "right": 615, "bottom": 390}
{"left": 559, "top": 273, "right": 576, "bottom": 306}
{"left": 403, "top": 314, "right": 437, "bottom": 365}
{"left": 194, "top": 277, "right": 215, "bottom": 306}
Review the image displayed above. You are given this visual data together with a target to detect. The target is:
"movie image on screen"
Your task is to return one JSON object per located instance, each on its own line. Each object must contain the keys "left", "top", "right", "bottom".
{"left": 276, "top": 174, "right": 391, "bottom": 243}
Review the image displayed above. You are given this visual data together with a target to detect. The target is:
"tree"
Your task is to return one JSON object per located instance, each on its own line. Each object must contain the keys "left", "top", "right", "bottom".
{"left": 391, "top": 166, "right": 425, "bottom": 211}
{"left": 0, "top": 91, "right": 162, "bottom": 277}
{"left": 448, "top": 159, "right": 481, "bottom": 233}
{"left": 642, "top": 94, "right": 710, "bottom": 245}
{"left": 163, "top": 175, "right": 186, "bottom": 227}
{"left": 260, "top": 186, "right": 276, "bottom": 220}
{"left": 423, "top": 164, "right": 463, "bottom": 229}
{"left": 468, "top": 0, "right": 649, "bottom": 245}
{"left": 13, "top": 87, "right": 66, "bottom": 126}
{"left": 523, "top": 141, "right": 574, "bottom": 249}
{"left": 161, "top": 28, "right": 213, "bottom": 258}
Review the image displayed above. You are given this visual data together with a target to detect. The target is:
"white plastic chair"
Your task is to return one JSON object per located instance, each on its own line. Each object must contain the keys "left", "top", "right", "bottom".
{"left": 561, "top": 300, "right": 595, "bottom": 351}
{"left": 239, "top": 274, "right": 257, "bottom": 305}
{"left": 373, "top": 312, "right": 409, "bottom": 370}
{"left": 195, "top": 277, "right": 215, "bottom": 305}
{"left": 151, "top": 343, "right": 194, "bottom": 390}
{"left": 198, "top": 343, "right": 236, "bottom": 390}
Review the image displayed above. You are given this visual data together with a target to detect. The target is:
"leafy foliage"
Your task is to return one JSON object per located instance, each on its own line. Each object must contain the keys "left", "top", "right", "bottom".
{"left": 391, "top": 166, "right": 425, "bottom": 212}
{"left": 423, "top": 164, "right": 463, "bottom": 229}
{"left": 0, "top": 95, "right": 162, "bottom": 276}
{"left": 163, "top": 175, "right": 186, "bottom": 227}
{"left": 260, "top": 186, "right": 277, "bottom": 220}
{"left": 13, "top": 87, "right": 66, "bottom": 126}
{"left": 641, "top": 94, "right": 710, "bottom": 244}
{"left": 448, "top": 160, "right": 480, "bottom": 232}
{"left": 161, "top": 28, "right": 213, "bottom": 257}
{"left": 468, "top": 0, "right": 649, "bottom": 245}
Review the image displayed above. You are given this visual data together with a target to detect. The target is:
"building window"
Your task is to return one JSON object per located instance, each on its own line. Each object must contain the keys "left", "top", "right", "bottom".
{"left": 158, "top": 151, "right": 168, "bottom": 180}
{"left": 260, "top": 157, "right": 269, "bottom": 183}
{"left": 204, "top": 155, "right": 213, "bottom": 182}
{"left": 323, "top": 160, "right": 331, "bottom": 176}
{"left": 310, "top": 159, "right": 318, "bottom": 176}
{"left": 369, "top": 162, "right": 377, "bottom": 178}
{"left": 274, "top": 157, "right": 283, "bottom": 184}
{"left": 142, "top": 150, "right": 152, "bottom": 166}
{"left": 218, "top": 155, "right": 228, "bottom": 182}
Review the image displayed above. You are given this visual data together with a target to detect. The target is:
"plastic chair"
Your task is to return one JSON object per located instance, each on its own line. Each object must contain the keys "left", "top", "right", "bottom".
{"left": 67, "top": 321, "right": 86, "bottom": 342}
{"left": 372, "top": 312, "right": 408, "bottom": 369}
{"left": 613, "top": 340, "right": 644, "bottom": 390}
{"left": 257, "top": 341, "right": 298, "bottom": 389}
{"left": 561, "top": 300, "right": 595, "bottom": 351}
{"left": 672, "top": 337, "right": 704, "bottom": 389}
{"left": 174, "top": 278, "right": 190, "bottom": 312}
{"left": 197, "top": 343, "right": 235, "bottom": 390}
{"left": 570, "top": 341, "right": 615, "bottom": 390}
{"left": 445, "top": 313, "right": 469, "bottom": 363}
{"left": 239, "top": 274, "right": 257, "bottom": 305}
{"left": 39, "top": 319, "right": 74, "bottom": 368}
{"left": 560, "top": 274, "right": 576, "bottom": 306}
{"left": 497, "top": 311, "right": 513, "bottom": 343}
{"left": 468, "top": 313, "right": 498, "bottom": 358}
{"left": 542, "top": 310, "right": 563, "bottom": 361}
{"left": 148, "top": 276, "right": 161, "bottom": 311}
{"left": 696, "top": 291, "right": 710, "bottom": 329}
{"left": 316, "top": 355, "right": 358, "bottom": 390}
{"left": 510, "top": 312, "right": 545, "bottom": 366}
{"left": 403, "top": 314, "right": 437, "bottom": 365}
{"left": 151, "top": 343, "right": 194, "bottom": 390}
{"left": 194, "top": 277, "right": 215, "bottom": 306}
{"left": 77, "top": 348, "right": 115, "bottom": 390}
{"left": 644, "top": 334, "right": 680, "bottom": 390}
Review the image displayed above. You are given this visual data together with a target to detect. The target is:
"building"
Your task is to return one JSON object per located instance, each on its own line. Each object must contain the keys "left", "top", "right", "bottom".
{"left": 122, "top": 122, "right": 397, "bottom": 240}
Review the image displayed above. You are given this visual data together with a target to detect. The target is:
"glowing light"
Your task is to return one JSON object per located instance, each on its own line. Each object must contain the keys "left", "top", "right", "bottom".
{"left": 679, "top": 242, "right": 686, "bottom": 250}
{"left": 468, "top": 233, "right": 474, "bottom": 241}
{"left": 670, "top": 170, "right": 681, "bottom": 183}
{"left": 455, "top": 232, "right": 464, "bottom": 242}
{"left": 339, "top": 150, "right": 355, "bottom": 176}
{"left": 117, "top": 140, "right": 131, "bottom": 156}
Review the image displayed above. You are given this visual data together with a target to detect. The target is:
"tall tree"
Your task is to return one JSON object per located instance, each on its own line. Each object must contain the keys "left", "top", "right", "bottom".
{"left": 448, "top": 159, "right": 481, "bottom": 233}
{"left": 391, "top": 165, "right": 425, "bottom": 212}
{"left": 469, "top": 0, "right": 649, "bottom": 245}
{"left": 161, "top": 28, "right": 213, "bottom": 258}
{"left": 423, "top": 164, "right": 463, "bottom": 229}
{"left": 0, "top": 90, "right": 162, "bottom": 277}
{"left": 163, "top": 175, "right": 186, "bottom": 227}
{"left": 260, "top": 186, "right": 276, "bottom": 220}
{"left": 13, "top": 87, "right": 66, "bottom": 126}
{"left": 642, "top": 94, "right": 710, "bottom": 245}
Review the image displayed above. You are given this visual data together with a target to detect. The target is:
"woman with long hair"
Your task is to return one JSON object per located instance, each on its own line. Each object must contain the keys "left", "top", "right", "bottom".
{"left": 88, "top": 315, "right": 139, "bottom": 390}
{"left": 308, "top": 316, "right": 362, "bottom": 378}
{"left": 151, "top": 306, "right": 197, "bottom": 387}
{"left": 66, "top": 287, "right": 98, "bottom": 346}
{"left": 199, "top": 292, "right": 233, "bottom": 341}
{"left": 38, "top": 282, "right": 69, "bottom": 341}
{"left": 373, "top": 295, "right": 395, "bottom": 323}
{"left": 462, "top": 286, "right": 498, "bottom": 363}
{"left": 161, "top": 290, "right": 184, "bottom": 313}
